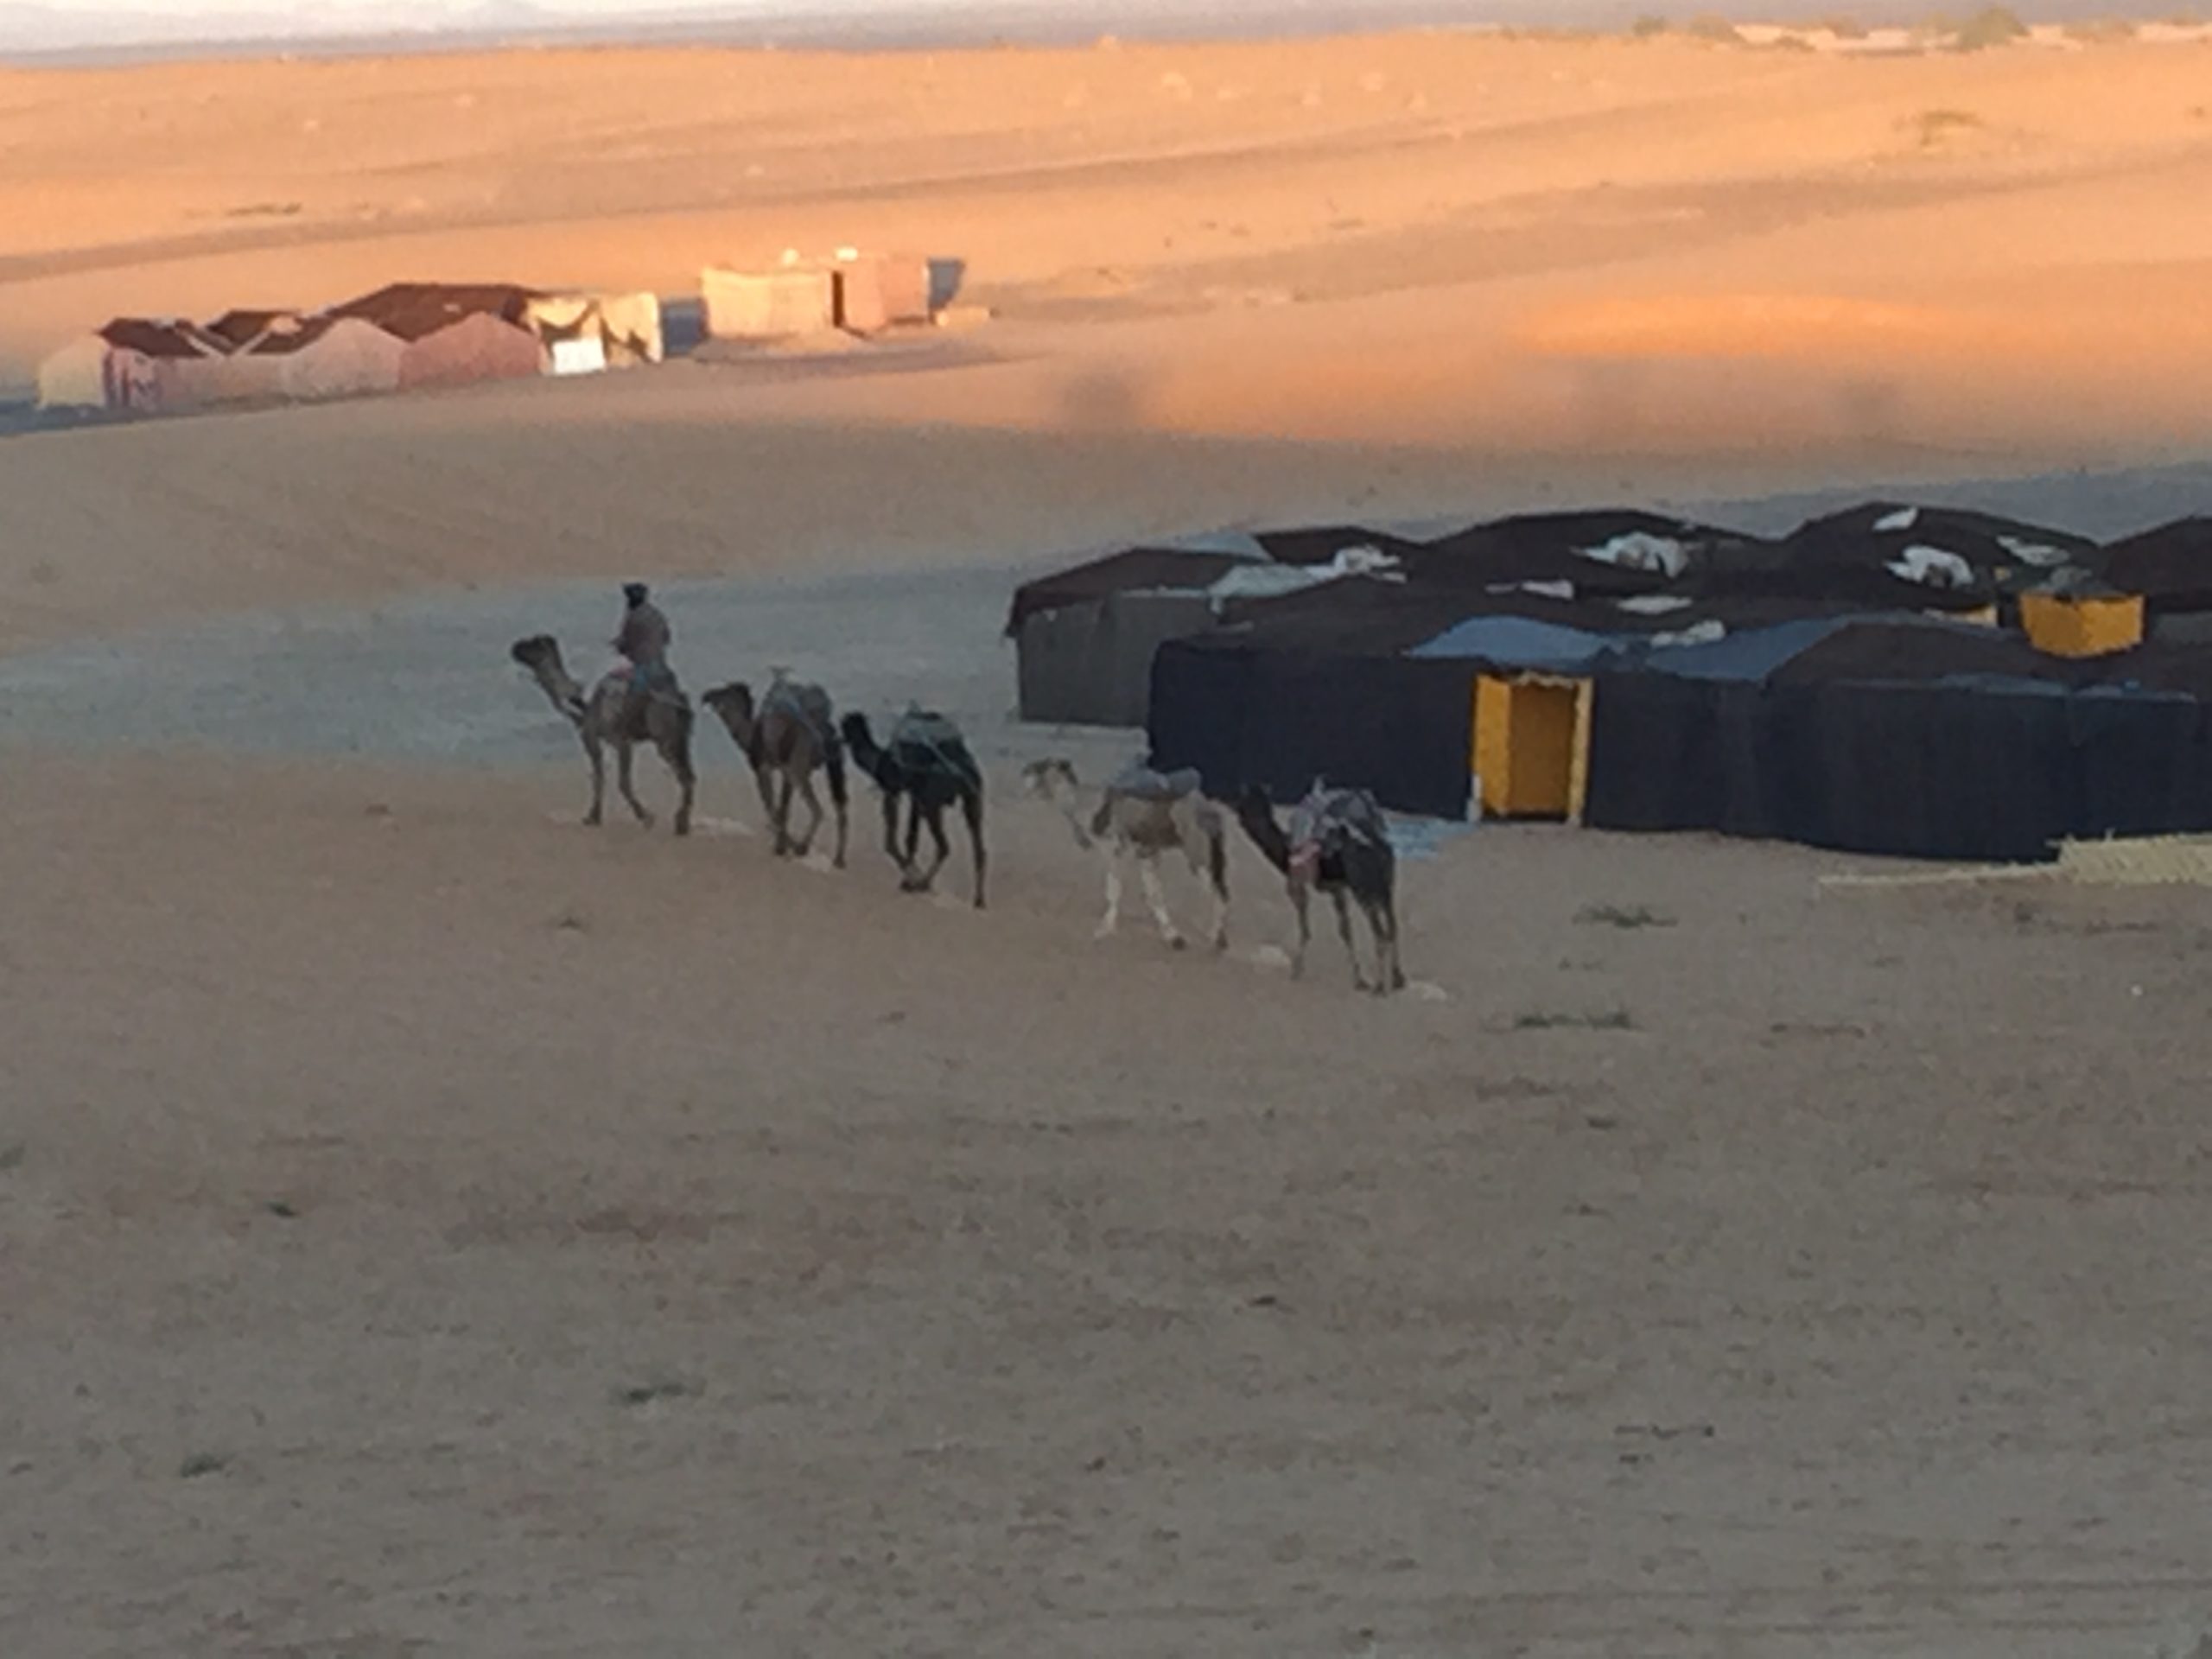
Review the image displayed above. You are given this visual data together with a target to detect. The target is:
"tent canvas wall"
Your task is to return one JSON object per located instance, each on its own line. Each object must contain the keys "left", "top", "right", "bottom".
{"left": 1009, "top": 546, "right": 1254, "bottom": 727}
{"left": 524, "top": 291, "right": 664, "bottom": 367}
{"left": 35, "top": 334, "right": 118, "bottom": 410}
{"left": 1583, "top": 620, "right": 2212, "bottom": 861}
{"left": 262, "top": 316, "right": 406, "bottom": 401}
{"left": 1016, "top": 591, "right": 1220, "bottom": 727}
{"left": 701, "top": 266, "right": 836, "bottom": 338}
{"left": 394, "top": 310, "right": 544, "bottom": 390}
{"left": 1148, "top": 638, "right": 1478, "bottom": 820}
{"left": 35, "top": 320, "right": 227, "bottom": 412}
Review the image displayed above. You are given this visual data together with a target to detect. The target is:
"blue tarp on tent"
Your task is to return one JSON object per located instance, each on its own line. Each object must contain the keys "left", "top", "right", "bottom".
{"left": 1637, "top": 617, "right": 1851, "bottom": 682}
{"left": 1407, "top": 613, "right": 1638, "bottom": 674}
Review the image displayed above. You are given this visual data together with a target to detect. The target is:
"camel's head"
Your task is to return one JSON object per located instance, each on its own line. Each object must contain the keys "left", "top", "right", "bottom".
{"left": 700, "top": 682, "right": 755, "bottom": 737}
{"left": 510, "top": 634, "right": 560, "bottom": 673}
{"left": 511, "top": 633, "right": 586, "bottom": 721}
{"left": 1233, "top": 781, "right": 1277, "bottom": 823}
{"left": 1020, "top": 758, "right": 1078, "bottom": 800}
{"left": 838, "top": 711, "right": 873, "bottom": 749}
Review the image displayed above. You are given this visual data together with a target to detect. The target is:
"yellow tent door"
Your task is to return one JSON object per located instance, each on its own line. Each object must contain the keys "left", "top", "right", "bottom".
{"left": 1473, "top": 675, "right": 1592, "bottom": 822}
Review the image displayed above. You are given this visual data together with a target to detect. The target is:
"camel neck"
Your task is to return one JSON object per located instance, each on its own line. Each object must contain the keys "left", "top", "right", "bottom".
{"left": 1239, "top": 806, "right": 1293, "bottom": 872}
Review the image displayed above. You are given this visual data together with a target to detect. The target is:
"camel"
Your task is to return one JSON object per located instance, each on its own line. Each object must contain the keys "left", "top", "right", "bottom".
{"left": 511, "top": 634, "right": 696, "bottom": 836}
{"left": 841, "top": 706, "right": 987, "bottom": 908}
{"left": 1020, "top": 757, "right": 1229, "bottom": 952}
{"left": 1232, "top": 780, "right": 1405, "bottom": 994}
{"left": 701, "top": 671, "right": 849, "bottom": 867}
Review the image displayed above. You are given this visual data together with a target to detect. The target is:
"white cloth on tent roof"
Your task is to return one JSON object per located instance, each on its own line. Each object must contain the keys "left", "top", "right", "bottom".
{"left": 1205, "top": 543, "right": 1404, "bottom": 605}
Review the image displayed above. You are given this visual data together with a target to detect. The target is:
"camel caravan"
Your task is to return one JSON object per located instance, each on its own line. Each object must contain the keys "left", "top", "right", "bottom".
{"left": 510, "top": 584, "right": 1411, "bottom": 994}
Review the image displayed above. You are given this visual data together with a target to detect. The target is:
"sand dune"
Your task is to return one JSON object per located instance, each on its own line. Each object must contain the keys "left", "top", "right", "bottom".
{"left": 3, "top": 34, "right": 2211, "bottom": 632}
{"left": 8, "top": 35, "right": 2212, "bottom": 447}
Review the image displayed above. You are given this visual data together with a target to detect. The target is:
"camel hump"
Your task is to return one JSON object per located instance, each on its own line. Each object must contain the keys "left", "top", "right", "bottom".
{"left": 1107, "top": 762, "right": 1203, "bottom": 802}
{"left": 1291, "top": 785, "right": 1389, "bottom": 854}
{"left": 892, "top": 708, "right": 961, "bottom": 745}
{"left": 763, "top": 677, "right": 834, "bottom": 745}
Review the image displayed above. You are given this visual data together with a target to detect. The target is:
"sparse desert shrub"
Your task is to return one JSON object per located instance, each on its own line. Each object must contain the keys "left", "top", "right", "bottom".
{"left": 1953, "top": 6, "right": 2029, "bottom": 50}
{"left": 1905, "top": 106, "right": 1986, "bottom": 147}
{"left": 2065, "top": 17, "right": 2138, "bottom": 42}
{"left": 1575, "top": 902, "right": 1676, "bottom": 929}
{"left": 614, "top": 1377, "right": 696, "bottom": 1408}
{"left": 1821, "top": 13, "right": 1868, "bottom": 37}
{"left": 1682, "top": 11, "right": 1744, "bottom": 42}
{"left": 1514, "top": 1007, "right": 1638, "bottom": 1032}
{"left": 1630, "top": 13, "right": 1671, "bottom": 35}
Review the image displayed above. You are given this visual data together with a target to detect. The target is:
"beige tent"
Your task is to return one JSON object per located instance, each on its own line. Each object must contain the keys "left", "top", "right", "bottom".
{"left": 830, "top": 251, "right": 932, "bottom": 333}
{"left": 700, "top": 266, "right": 836, "bottom": 340}
{"left": 36, "top": 319, "right": 228, "bottom": 412}
{"left": 524, "top": 291, "right": 664, "bottom": 367}
{"left": 253, "top": 315, "right": 407, "bottom": 401}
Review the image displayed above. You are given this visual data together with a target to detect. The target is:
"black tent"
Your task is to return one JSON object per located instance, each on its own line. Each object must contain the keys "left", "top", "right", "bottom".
{"left": 2096, "top": 517, "right": 2212, "bottom": 640}
{"left": 1586, "top": 619, "right": 2212, "bottom": 861}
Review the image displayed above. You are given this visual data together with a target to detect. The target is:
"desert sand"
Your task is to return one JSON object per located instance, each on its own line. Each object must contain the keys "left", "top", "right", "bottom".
{"left": 5, "top": 23, "right": 2212, "bottom": 1656}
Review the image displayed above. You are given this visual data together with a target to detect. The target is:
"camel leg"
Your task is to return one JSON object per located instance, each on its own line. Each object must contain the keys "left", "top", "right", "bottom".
{"left": 1139, "top": 852, "right": 1185, "bottom": 950}
{"left": 919, "top": 805, "right": 952, "bottom": 892}
{"left": 1205, "top": 828, "right": 1230, "bottom": 954}
{"left": 792, "top": 771, "right": 824, "bottom": 860}
{"left": 826, "top": 749, "right": 851, "bottom": 870}
{"left": 880, "top": 791, "right": 908, "bottom": 876}
{"left": 1095, "top": 848, "right": 1122, "bottom": 939}
{"left": 1376, "top": 896, "right": 1407, "bottom": 992}
{"left": 900, "top": 800, "right": 933, "bottom": 892}
{"left": 772, "top": 770, "right": 798, "bottom": 857}
{"left": 1332, "top": 887, "right": 1370, "bottom": 992}
{"left": 582, "top": 730, "right": 607, "bottom": 827}
{"left": 1288, "top": 883, "right": 1312, "bottom": 980}
{"left": 963, "top": 786, "right": 988, "bottom": 910}
{"left": 752, "top": 762, "right": 783, "bottom": 852}
{"left": 667, "top": 736, "right": 695, "bottom": 839}
{"left": 615, "top": 741, "right": 653, "bottom": 828}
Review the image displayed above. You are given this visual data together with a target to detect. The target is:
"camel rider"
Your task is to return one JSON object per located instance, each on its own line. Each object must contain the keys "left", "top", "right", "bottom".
{"left": 613, "top": 582, "right": 677, "bottom": 711}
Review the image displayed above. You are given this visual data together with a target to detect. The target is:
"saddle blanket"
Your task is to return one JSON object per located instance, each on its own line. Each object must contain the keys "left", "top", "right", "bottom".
{"left": 1106, "top": 762, "right": 1205, "bottom": 802}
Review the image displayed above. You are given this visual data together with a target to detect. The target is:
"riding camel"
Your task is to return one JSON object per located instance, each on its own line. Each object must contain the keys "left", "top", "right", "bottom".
{"left": 511, "top": 634, "right": 696, "bottom": 836}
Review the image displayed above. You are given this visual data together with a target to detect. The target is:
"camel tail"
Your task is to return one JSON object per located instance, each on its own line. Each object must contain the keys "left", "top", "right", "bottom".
{"left": 1088, "top": 793, "right": 1115, "bottom": 842}
{"left": 825, "top": 736, "right": 849, "bottom": 810}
